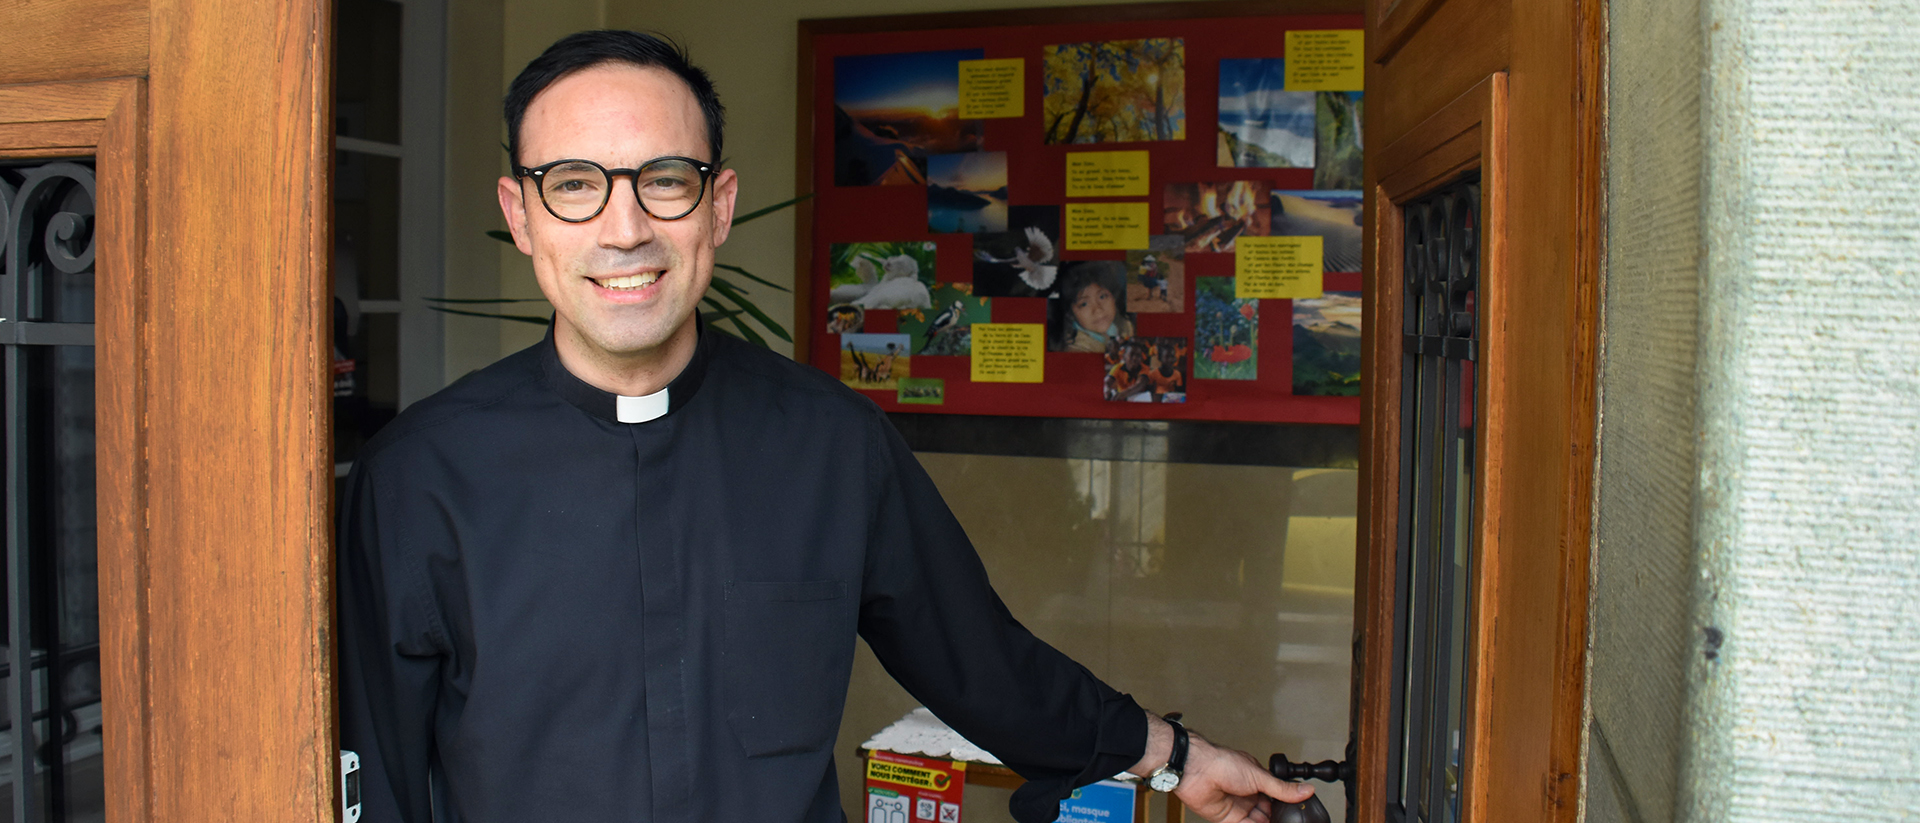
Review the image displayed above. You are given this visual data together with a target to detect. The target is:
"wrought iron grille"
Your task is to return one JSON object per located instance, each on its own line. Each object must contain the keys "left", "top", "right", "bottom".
{"left": 1, "top": 159, "right": 102, "bottom": 823}
{"left": 1386, "top": 177, "right": 1479, "bottom": 823}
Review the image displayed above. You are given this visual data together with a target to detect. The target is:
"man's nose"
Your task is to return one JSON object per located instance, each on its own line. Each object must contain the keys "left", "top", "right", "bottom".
{"left": 596, "top": 177, "right": 657, "bottom": 249}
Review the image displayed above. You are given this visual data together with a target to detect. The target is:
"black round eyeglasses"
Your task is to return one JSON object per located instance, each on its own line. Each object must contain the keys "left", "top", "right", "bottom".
{"left": 513, "top": 156, "right": 717, "bottom": 223}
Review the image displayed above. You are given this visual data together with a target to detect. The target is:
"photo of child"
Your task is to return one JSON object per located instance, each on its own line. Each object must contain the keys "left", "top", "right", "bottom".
{"left": 1104, "top": 336, "right": 1188, "bottom": 402}
{"left": 1047, "top": 261, "right": 1136, "bottom": 353}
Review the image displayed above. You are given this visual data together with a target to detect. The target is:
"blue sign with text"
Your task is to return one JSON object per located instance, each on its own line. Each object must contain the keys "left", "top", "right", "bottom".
{"left": 1055, "top": 779, "right": 1135, "bottom": 823}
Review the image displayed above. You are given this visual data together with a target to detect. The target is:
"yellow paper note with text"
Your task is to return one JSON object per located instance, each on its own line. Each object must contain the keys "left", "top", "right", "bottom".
{"left": 1065, "top": 151, "right": 1150, "bottom": 198}
{"left": 970, "top": 324, "right": 1045, "bottom": 383}
{"left": 959, "top": 59, "right": 1025, "bottom": 118}
{"left": 1284, "top": 30, "right": 1364, "bottom": 91}
{"left": 1236, "top": 236, "right": 1324, "bottom": 298}
{"left": 1065, "top": 202, "right": 1151, "bottom": 250}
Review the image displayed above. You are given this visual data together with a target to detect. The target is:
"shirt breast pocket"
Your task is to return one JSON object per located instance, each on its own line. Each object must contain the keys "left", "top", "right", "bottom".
{"left": 722, "top": 579, "right": 855, "bottom": 758}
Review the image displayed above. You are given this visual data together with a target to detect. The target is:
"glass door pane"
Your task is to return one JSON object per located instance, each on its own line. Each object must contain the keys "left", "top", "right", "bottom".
{"left": 1, "top": 160, "right": 103, "bottom": 823}
{"left": 1387, "top": 178, "right": 1478, "bottom": 823}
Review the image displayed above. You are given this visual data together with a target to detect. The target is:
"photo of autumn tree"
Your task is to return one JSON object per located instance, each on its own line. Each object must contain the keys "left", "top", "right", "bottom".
{"left": 1042, "top": 38, "right": 1186, "bottom": 144}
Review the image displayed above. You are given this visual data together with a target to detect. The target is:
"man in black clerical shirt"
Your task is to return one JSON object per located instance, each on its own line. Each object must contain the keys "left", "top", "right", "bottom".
{"left": 337, "top": 30, "right": 1314, "bottom": 823}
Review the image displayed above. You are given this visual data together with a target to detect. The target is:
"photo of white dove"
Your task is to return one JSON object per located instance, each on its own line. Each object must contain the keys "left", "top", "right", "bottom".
{"left": 973, "top": 226, "right": 1058, "bottom": 292}
{"left": 849, "top": 254, "right": 933, "bottom": 309}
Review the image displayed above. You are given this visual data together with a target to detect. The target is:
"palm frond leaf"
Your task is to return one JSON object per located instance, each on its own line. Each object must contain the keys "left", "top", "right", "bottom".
{"left": 703, "top": 296, "right": 767, "bottom": 346}
{"left": 707, "top": 279, "right": 790, "bottom": 342}
{"left": 424, "top": 296, "right": 549, "bottom": 304}
{"left": 732, "top": 193, "right": 812, "bottom": 227}
{"left": 429, "top": 306, "right": 551, "bottom": 325}
{"left": 715, "top": 264, "right": 790, "bottom": 293}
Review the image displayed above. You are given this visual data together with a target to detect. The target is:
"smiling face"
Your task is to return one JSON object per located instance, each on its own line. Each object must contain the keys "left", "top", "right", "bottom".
{"left": 1071, "top": 281, "right": 1116, "bottom": 335}
{"left": 498, "top": 62, "right": 737, "bottom": 392}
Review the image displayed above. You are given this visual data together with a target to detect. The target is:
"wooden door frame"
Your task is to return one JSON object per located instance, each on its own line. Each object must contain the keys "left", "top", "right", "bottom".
{"left": 1, "top": 0, "right": 337, "bottom": 819}
{"left": 1354, "top": 73, "right": 1507, "bottom": 823}
{"left": 1, "top": 75, "right": 151, "bottom": 822}
{"left": 1355, "top": 0, "right": 1605, "bottom": 821}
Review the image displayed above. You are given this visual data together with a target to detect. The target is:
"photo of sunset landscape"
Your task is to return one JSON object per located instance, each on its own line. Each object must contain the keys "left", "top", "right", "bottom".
{"left": 833, "top": 49, "right": 985, "bottom": 186}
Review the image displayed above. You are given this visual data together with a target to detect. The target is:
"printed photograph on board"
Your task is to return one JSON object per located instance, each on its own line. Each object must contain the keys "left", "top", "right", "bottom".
{"left": 973, "top": 206, "right": 1061, "bottom": 297}
{"left": 1042, "top": 38, "right": 1186, "bottom": 144}
{"left": 841, "top": 332, "right": 912, "bottom": 390}
{"left": 824, "top": 303, "right": 865, "bottom": 334}
{"left": 896, "top": 377, "right": 946, "bottom": 405}
{"left": 1104, "top": 336, "right": 1188, "bottom": 403}
{"left": 1163, "top": 181, "right": 1271, "bottom": 252}
{"left": 1217, "top": 59, "right": 1315, "bottom": 168}
{"left": 1292, "top": 291, "right": 1362, "bottom": 396}
{"left": 927, "top": 151, "right": 1009, "bottom": 234}
{"left": 1269, "top": 189, "right": 1363, "bottom": 272}
{"left": 828, "top": 241, "right": 938, "bottom": 310}
{"left": 833, "top": 49, "right": 985, "bottom": 186}
{"left": 1125, "top": 235, "right": 1185, "bottom": 313}
{"left": 1313, "top": 91, "right": 1364, "bottom": 190}
{"left": 1195, "top": 276, "right": 1258, "bottom": 380}
{"left": 897, "top": 283, "right": 991, "bottom": 356}
{"left": 1048, "top": 261, "right": 1135, "bottom": 353}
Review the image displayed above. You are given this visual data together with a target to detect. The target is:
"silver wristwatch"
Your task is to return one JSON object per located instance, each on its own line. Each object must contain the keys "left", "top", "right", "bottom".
{"left": 1146, "top": 716, "right": 1190, "bottom": 792}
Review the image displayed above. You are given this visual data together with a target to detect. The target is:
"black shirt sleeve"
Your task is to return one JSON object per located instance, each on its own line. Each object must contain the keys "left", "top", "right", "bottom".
{"left": 854, "top": 411, "right": 1148, "bottom": 823}
{"left": 337, "top": 459, "right": 448, "bottom": 823}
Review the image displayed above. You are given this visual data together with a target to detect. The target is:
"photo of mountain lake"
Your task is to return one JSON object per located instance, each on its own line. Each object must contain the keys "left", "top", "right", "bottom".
{"left": 927, "top": 151, "right": 1008, "bottom": 234}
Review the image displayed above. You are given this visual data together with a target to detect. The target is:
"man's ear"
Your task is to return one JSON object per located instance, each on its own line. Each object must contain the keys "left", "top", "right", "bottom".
{"left": 496, "top": 176, "right": 535, "bottom": 255}
{"left": 707, "top": 168, "right": 739, "bottom": 249}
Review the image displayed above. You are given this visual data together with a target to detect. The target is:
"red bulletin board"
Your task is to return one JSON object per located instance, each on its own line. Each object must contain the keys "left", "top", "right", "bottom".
{"left": 798, "top": 8, "right": 1364, "bottom": 425}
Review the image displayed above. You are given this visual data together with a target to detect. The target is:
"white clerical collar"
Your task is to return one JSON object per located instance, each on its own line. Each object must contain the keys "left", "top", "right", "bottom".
{"left": 615, "top": 386, "right": 671, "bottom": 424}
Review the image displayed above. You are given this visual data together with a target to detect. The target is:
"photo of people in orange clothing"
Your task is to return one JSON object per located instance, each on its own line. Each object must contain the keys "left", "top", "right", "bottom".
{"left": 1103, "top": 336, "right": 1187, "bottom": 403}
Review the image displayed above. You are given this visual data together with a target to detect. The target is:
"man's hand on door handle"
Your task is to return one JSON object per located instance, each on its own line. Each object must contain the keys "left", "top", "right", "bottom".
{"left": 1128, "top": 713, "right": 1316, "bottom": 823}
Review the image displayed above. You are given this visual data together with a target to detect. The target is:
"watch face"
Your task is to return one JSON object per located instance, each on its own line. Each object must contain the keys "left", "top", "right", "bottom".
{"left": 1149, "top": 771, "right": 1180, "bottom": 792}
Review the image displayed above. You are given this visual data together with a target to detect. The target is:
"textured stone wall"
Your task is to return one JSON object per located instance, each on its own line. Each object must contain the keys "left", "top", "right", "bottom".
{"left": 1587, "top": 0, "right": 1705, "bottom": 818}
{"left": 1684, "top": 0, "right": 1920, "bottom": 819}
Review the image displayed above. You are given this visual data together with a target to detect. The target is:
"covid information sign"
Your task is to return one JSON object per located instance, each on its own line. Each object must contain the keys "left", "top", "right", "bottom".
{"left": 864, "top": 751, "right": 966, "bottom": 823}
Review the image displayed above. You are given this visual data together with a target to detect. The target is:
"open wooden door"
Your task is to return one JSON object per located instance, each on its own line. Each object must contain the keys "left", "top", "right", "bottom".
{"left": 0, "top": 0, "right": 337, "bottom": 819}
{"left": 1347, "top": 1, "right": 1602, "bottom": 822}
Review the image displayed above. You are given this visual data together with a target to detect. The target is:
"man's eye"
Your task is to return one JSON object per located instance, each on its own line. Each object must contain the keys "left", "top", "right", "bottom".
{"left": 643, "top": 177, "right": 689, "bottom": 191}
{"left": 555, "top": 180, "right": 593, "bottom": 193}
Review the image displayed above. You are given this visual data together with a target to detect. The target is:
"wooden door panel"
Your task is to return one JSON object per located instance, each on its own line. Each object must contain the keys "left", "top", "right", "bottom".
{"left": 1368, "top": 0, "right": 1508, "bottom": 147}
{"left": 2, "top": 0, "right": 337, "bottom": 818}
{"left": 94, "top": 79, "right": 153, "bottom": 823}
{"left": 143, "top": 0, "right": 336, "bottom": 818}
{"left": 1358, "top": 0, "right": 1599, "bottom": 819}
{"left": 0, "top": 0, "right": 149, "bottom": 86}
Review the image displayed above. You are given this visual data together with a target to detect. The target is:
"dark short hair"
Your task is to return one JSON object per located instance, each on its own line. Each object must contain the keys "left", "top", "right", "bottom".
{"left": 504, "top": 30, "right": 726, "bottom": 168}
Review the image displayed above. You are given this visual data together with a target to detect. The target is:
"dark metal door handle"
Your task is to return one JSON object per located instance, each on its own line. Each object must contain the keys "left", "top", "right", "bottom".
{"left": 1267, "top": 753, "right": 1354, "bottom": 823}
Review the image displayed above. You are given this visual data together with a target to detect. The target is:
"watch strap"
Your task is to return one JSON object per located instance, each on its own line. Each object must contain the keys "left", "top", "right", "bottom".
{"left": 1166, "top": 716, "right": 1189, "bottom": 775}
